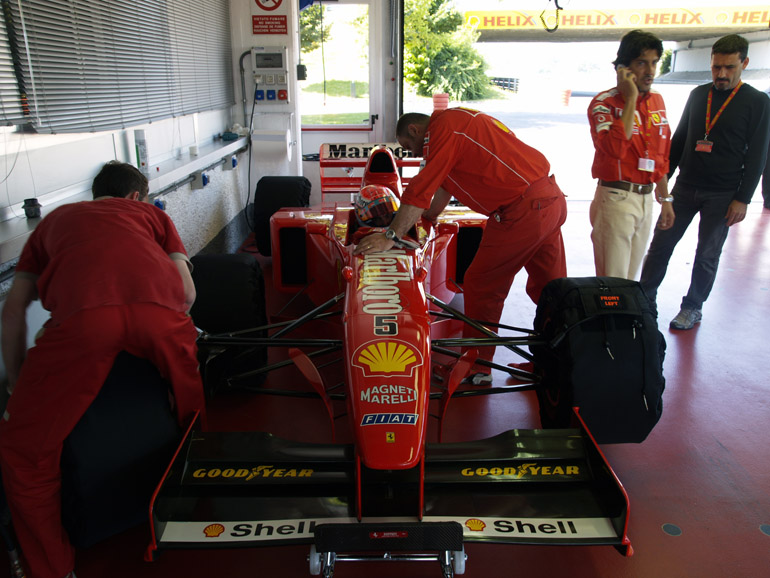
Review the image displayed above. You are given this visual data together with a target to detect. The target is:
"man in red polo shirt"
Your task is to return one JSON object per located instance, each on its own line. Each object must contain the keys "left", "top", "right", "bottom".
{"left": 354, "top": 107, "right": 567, "bottom": 384}
{"left": 588, "top": 29, "right": 674, "bottom": 280}
{"left": 0, "top": 161, "right": 206, "bottom": 578}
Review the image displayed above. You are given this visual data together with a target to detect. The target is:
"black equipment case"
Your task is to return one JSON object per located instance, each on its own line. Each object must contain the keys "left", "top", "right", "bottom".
{"left": 189, "top": 253, "right": 268, "bottom": 393}
{"left": 532, "top": 277, "right": 666, "bottom": 444}
{"left": 252, "top": 176, "right": 311, "bottom": 256}
{"left": 61, "top": 352, "right": 181, "bottom": 548}
{"left": 190, "top": 253, "right": 267, "bottom": 336}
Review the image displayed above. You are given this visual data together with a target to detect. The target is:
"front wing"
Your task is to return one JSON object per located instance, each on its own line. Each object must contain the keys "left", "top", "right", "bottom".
{"left": 146, "top": 410, "right": 631, "bottom": 559}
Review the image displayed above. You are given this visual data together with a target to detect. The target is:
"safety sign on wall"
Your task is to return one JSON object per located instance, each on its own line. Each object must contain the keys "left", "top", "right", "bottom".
{"left": 252, "top": 0, "right": 287, "bottom": 35}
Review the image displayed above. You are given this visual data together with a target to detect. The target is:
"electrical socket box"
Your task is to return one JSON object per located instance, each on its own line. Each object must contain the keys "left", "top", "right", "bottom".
{"left": 252, "top": 45, "right": 290, "bottom": 104}
{"left": 223, "top": 155, "right": 238, "bottom": 171}
{"left": 191, "top": 171, "right": 209, "bottom": 190}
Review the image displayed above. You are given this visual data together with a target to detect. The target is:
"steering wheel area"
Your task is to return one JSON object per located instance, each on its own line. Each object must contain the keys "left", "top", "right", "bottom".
{"left": 352, "top": 226, "right": 421, "bottom": 251}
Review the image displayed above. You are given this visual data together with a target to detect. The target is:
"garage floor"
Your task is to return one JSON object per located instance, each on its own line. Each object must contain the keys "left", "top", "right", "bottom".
{"left": 4, "top": 200, "right": 769, "bottom": 578}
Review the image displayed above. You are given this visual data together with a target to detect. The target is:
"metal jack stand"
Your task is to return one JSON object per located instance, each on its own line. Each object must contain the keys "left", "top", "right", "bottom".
{"left": 309, "top": 522, "right": 466, "bottom": 577}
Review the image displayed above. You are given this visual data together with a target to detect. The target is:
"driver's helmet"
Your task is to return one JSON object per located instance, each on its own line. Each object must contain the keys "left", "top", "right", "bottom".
{"left": 354, "top": 184, "right": 400, "bottom": 228}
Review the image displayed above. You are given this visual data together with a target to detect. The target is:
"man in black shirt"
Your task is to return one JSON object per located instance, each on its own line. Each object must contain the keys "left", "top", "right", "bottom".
{"left": 639, "top": 34, "right": 770, "bottom": 330}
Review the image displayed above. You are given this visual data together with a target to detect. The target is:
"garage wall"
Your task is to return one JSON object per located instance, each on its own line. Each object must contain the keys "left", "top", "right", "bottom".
{"left": 671, "top": 30, "right": 770, "bottom": 91}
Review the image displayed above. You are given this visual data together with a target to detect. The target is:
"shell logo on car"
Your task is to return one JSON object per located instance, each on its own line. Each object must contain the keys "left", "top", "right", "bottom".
{"left": 203, "top": 524, "right": 225, "bottom": 538}
{"left": 465, "top": 519, "right": 486, "bottom": 532}
{"left": 353, "top": 340, "right": 423, "bottom": 377}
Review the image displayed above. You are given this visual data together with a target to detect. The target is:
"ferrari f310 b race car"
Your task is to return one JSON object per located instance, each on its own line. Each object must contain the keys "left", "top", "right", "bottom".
{"left": 146, "top": 145, "right": 633, "bottom": 577}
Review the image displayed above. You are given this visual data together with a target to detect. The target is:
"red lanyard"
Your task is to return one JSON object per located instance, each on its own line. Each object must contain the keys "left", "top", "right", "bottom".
{"left": 705, "top": 81, "right": 742, "bottom": 138}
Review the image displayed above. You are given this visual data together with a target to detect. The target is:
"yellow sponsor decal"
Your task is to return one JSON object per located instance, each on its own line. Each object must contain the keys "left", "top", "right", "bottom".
{"left": 461, "top": 464, "right": 580, "bottom": 478}
{"left": 203, "top": 523, "right": 225, "bottom": 538}
{"left": 466, "top": 7, "right": 770, "bottom": 30}
{"left": 192, "top": 466, "right": 313, "bottom": 480}
{"left": 465, "top": 518, "right": 486, "bottom": 532}
{"left": 353, "top": 340, "right": 422, "bottom": 377}
{"left": 491, "top": 117, "right": 513, "bottom": 134}
{"left": 359, "top": 251, "right": 410, "bottom": 315}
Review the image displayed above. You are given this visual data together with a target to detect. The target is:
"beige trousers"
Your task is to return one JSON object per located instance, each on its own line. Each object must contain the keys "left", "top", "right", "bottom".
{"left": 589, "top": 184, "right": 654, "bottom": 280}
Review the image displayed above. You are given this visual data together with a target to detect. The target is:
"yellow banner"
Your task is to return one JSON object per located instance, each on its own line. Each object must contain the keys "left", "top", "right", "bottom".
{"left": 465, "top": 7, "right": 770, "bottom": 30}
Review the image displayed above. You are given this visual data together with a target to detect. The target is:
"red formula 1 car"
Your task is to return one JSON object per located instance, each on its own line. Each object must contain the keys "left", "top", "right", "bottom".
{"left": 147, "top": 145, "right": 632, "bottom": 577}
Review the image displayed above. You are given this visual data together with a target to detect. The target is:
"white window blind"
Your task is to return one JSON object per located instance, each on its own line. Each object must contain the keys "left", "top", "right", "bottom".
{"left": 0, "top": 7, "right": 26, "bottom": 125}
{"left": 8, "top": 0, "right": 234, "bottom": 133}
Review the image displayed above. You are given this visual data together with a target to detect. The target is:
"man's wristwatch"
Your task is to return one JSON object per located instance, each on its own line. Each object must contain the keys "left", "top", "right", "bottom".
{"left": 385, "top": 228, "right": 399, "bottom": 241}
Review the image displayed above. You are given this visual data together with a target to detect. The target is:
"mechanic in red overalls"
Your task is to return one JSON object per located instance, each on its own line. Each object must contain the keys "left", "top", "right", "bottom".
{"left": 0, "top": 161, "right": 206, "bottom": 578}
{"left": 354, "top": 108, "right": 568, "bottom": 384}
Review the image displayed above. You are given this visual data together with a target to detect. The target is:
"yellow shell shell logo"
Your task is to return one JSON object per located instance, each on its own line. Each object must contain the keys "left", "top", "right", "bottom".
{"left": 357, "top": 342, "right": 417, "bottom": 374}
{"left": 491, "top": 117, "right": 512, "bottom": 134}
{"left": 465, "top": 518, "right": 486, "bottom": 532}
{"left": 203, "top": 523, "right": 225, "bottom": 538}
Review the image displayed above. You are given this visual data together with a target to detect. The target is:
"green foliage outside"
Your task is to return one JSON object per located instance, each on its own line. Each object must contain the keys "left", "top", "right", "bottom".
{"left": 299, "top": 5, "right": 330, "bottom": 53}
{"left": 659, "top": 49, "right": 672, "bottom": 76}
{"left": 303, "top": 80, "right": 369, "bottom": 98}
{"left": 301, "top": 112, "right": 370, "bottom": 125}
{"left": 404, "top": 0, "right": 493, "bottom": 101}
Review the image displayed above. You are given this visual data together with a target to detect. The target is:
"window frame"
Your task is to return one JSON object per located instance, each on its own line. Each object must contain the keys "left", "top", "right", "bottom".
{"left": 300, "top": 0, "right": 375, "bottom": 132}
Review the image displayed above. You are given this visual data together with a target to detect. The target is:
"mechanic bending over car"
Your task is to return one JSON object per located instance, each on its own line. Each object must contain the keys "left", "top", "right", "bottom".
{"left": 0, "top": 161, "right": 207, "bottom": 578}
{"left": 354, "top": 108, "right": 568, "bottom": 385}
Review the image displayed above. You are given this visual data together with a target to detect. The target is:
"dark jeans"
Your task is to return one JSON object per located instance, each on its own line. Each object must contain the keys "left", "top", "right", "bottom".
{"left": 640, "top": 182, "right": 733, "bottom": 311}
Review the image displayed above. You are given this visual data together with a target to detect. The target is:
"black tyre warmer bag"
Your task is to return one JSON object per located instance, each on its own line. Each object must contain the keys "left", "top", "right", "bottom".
{"left": 189, "top": 253, "right": 268, "bottom": 393}
{"left": 532, "top": 276, "right": 666, "bottom": 444}
{"left": 61, "top": 352, "right": 181, "bottom": 549}
{"left": 252, "top": 176, "right": 311, "bottom": 256}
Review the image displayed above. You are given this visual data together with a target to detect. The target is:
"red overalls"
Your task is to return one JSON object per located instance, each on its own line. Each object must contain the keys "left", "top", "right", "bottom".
{"left": 0, "top": 198, "right": 206, "bottom": 578}
{"left": 402, "top": 108, "right": 568, "bottom": 366}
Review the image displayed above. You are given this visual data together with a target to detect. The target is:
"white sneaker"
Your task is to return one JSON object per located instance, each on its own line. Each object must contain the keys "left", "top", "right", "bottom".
{"left": 462, "top": 372, "right": 493, "bottom": 385}
{"left": 669, "top": 308, "right": 702, "bottom": 330}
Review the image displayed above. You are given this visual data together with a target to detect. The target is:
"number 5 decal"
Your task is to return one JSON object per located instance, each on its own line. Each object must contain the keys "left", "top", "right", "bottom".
{"left": 374, "top": 315, "right": 398, "bottom": 336}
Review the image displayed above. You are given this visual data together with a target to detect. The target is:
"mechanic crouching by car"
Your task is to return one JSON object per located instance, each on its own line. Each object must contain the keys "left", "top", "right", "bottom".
{"left": 0, "top": 161, "right": 207, "bottom": 578}
{"left": 353, "top": 108, "right": 568, "bottom": 385}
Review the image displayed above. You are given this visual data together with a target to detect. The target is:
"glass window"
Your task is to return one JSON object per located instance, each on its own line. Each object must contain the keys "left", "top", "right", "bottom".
{"left": 300, "top": 1, "right": 371, "bottom": 128}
